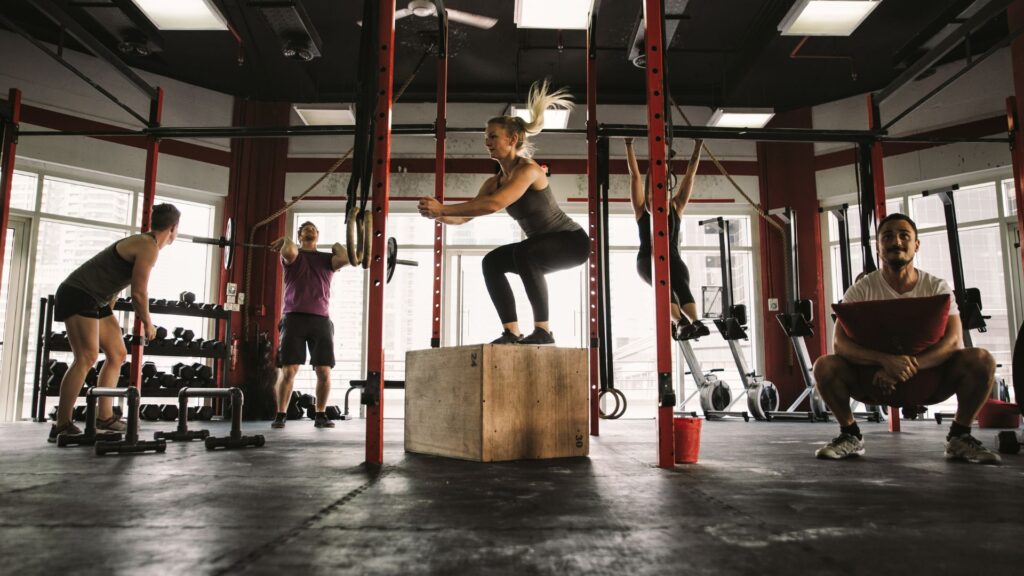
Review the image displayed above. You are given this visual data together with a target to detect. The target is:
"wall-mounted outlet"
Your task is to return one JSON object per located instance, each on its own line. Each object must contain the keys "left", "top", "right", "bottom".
{"left": 767, "top": 298, "right": 779, "bottom": 312}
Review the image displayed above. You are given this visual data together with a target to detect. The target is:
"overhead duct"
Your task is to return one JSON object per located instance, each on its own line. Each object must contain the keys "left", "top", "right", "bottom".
{"left": 248, "top": 0, "right": 323, "bottom": 61}
{"left": 628, "top": 0, "right": 689, "bottom": 68}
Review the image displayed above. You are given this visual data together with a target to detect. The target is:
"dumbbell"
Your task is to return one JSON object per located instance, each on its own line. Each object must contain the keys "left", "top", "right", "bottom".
{"left": 142, "top": 362, "right": 157, "bottom": 378}
{"left": 286, "top": 391, "right": 303, "bottom": 420}
{"left": 48, "top": 406, "right": 58, "bottom": 421}
{"left": 160, "top": 405, "right": 180, "bottom": 422}
{"left": 201, "top": 303, "right": 217, "bottom": 312}
{"left": 325, "top": 406, "right": 343, "bottom": 420}
{"left": 194, "top": 406, "right": 214, "bottom": 421}
{"left": 179, "top": 291, "right": 196, "bottom": 306}
{"left": 173, "top": 328, "right": 195, "bottom": 343}
{"left": 298, "top": 394, "right": 317, "bottom": 419}
{"left": 120, "top": 362, "right": 131, "bottom": 378}
{"left": 139, "top": 404, "right": 162, "bottom": 421}
{"left": 158, "top": 373, "right": 178, "bottom": 391}
{"left": 84, "top": 367, "right": 98, "bottom": 386}
{"left": 72, "top": 406, "right": 87, "bottom": 421}
{"left": 996, "top": 430, "right": 1023, "bottom": 454}
{"left": 187, "top": 338, "right": 204, "bottom": 352}
{"left": 172, "top": 363, "right": 195, "bottom": 380}
{"left": 141, "top": 375, "right": 161, "bottom": 393}
{"left": 191, "top": 363, "right": 213, "bottom": 380}
{"left": 210, "top": 341, "right": 226, "bottom": 353}
{"left": 147, "top": 327, "right": 169, "bottom": 348}
{"left": 48, "top": 331, "right": 67, "bottom": 347}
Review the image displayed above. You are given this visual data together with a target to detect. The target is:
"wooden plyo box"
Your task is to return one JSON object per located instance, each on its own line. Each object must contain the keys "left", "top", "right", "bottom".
{"left": 405, "top": 344, "right": 589, "bottom": 462}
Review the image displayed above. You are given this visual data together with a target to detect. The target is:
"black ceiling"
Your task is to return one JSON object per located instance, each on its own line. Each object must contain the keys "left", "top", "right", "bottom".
{"left": 0, "top": 0, "right": 1010, "bottom": 111}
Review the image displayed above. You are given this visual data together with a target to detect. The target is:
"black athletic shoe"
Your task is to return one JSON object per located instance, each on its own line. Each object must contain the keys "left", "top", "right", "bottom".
{"left": 314, "top": 413, "right": 335, "bottom": 429}
{"left": 48, "top": 422, "right": 82, "bottom": 444}
{"left": 491, "top": 329, "right": 523, "bottom": 344}
{"left": 672, "top": 320, "right": 690, "bottom": 341}
{"left": 689, "top": 320, "right": 711, "bottom": 338}
{"left": 271, "top": 413, "right": 287, "bottom": 429}
{"left": 519, "top": 327, "right": 555, "bottom": 345}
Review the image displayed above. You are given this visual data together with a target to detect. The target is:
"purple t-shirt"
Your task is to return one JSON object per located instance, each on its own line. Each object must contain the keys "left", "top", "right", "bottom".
{"left": 282, "top": 250, "right": 335, "bottom": 317}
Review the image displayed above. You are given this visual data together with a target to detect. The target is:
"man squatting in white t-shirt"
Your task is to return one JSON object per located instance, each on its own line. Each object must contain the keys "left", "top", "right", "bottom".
{"left": 813, "top": 213, "right": 1001, "bottom": 464}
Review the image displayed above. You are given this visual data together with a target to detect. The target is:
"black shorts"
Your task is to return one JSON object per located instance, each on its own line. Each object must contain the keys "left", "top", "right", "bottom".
{"left": 54, "top": 283, "right": 113, "bottom": 322}
{"left": 277, "top": 313, "right": 335, "bottom": 368}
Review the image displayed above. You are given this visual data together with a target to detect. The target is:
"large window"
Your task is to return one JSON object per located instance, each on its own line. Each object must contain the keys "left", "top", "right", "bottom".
{"left": 609, "top": 212, "right": 758, "bottom": 417}
{"left": 7, "top": 169, "right": 219, "bottom": 421}
{"left": 824, "top": 177, "right": 1017, "bottom": 413}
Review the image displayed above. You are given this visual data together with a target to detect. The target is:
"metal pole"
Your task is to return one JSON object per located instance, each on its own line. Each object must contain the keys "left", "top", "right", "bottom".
{"left": 365, "top": 0, "right": 396, "bottom": 465}
{"left": 0, "top": 89, "right": 20, "bottom": 299}
{"left": 586, "top": 11, "right": 601, "bottom": 435}
{"left": 866, "top": 94, "right": 899, "bottom": 432}
{"left": 834, "top": 205, "right": 853, "bottom": 292}
{"left": 129, "top": 88, "right": 162, "bottom": 419}
{"left": 643, "top": 0, "right": 676, "bottom": 468}
{"left": 1009, "top": 98, "right": 1024, "bottom": 280}
{"left": 430, "top": 18, "right": 447, "bottom": 349}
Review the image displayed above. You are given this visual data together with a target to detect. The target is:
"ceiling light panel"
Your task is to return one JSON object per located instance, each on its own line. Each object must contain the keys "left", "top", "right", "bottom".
{"left": 778, "top": 0, "right": 881, "bottom": 37}
{"left": 510, "top": 106, "right": 571, "bottom": 130}
{"left": 707, "top": 109, "right": 775, "bottom": 129}
{"left": 515, "top": 0, "right": 594, "bottom": 30}
{"left": 130, "top": 0, "right": 228, "bottom": 31}
{"left": 294, "top": 106, "right": 356, "bottom": 126}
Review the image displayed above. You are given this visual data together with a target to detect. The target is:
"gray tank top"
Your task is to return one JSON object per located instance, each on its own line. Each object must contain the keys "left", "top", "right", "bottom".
{"left": 64, "top": 235, "right": 142, "bottom": 305}
{"left": 504, "top": 184, "right": 581, "bottom": 238}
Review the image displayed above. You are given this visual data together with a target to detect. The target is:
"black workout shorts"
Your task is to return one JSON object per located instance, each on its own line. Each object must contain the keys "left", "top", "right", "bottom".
{"left": 277, "top": 312, "right": 335, "bottom": 368}
{"left": 54, "top": 283, "right": 113, "bottom": 322}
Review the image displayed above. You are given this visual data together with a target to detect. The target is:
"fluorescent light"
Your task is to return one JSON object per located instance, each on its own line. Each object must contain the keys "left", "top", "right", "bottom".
{"left": 515, "top": 0, "right": 594, "bottom": 30}
{"left": 707, "top": 108, "right": 775, "bottom": 129}
{"left": 131, "top": 0, "right": 228, "bottom": 31}
{"left": 510, "top": 106, "right": 571, "bottom": 130}
{"left": 294, "top": 105, "right": 356, "bottom": 126}
{"left": 779, "top": 0, "right": 881, "bottom": 36}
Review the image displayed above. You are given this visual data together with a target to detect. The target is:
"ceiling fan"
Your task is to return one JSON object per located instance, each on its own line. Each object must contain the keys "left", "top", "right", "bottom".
{"left": 360, "top": 1, "right": 498, "bottom": 29}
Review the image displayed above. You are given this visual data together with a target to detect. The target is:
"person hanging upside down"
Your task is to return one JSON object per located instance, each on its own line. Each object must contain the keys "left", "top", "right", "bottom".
{"left": 417, "top": 80, "right": 589, "bottom": 345}
{"left": 625, "top": 137, "right": 708, "bottom": 341}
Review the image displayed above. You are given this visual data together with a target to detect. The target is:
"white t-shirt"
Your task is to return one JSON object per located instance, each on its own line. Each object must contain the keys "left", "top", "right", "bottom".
{"left": 842, "top": 269, "right": 959, "bottom": 316}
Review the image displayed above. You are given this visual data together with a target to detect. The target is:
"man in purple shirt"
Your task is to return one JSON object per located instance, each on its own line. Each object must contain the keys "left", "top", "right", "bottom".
{"left": 269, "top": 221, "right": 348, "bottom": 429}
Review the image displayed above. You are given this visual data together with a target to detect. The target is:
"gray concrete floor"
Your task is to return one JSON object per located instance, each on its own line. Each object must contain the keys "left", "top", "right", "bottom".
{"left": 1, "top": 417, "right": 1022, "bottom": 575}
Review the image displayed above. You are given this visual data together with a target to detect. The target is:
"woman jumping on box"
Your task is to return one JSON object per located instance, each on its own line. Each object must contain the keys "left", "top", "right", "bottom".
{"left": 417, "top": 80, "right": 589, "bottom": 345}
{"left": 625, "top": 137, "right": 708, "bottom": 340}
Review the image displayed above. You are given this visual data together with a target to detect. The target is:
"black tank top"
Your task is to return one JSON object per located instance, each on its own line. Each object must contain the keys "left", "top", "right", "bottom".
{"left": 64, "top": 235, "right": 142, "bottom": 305}
{"left": 637, "top": 210, "right": 681, "bottom": 257}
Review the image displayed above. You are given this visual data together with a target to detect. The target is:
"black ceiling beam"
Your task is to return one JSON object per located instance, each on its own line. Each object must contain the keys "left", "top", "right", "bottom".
{"left": 874, "top": 0, "right": 1013, "bottom": 105}
{"left": 0, "top": 11, "right": 150, "bottom": 126}
{"left": 720, "top": 0, "right": 794, "bottom": 106}
{"left": 16, "top": 122, "right": 876, "bottom": 143}
{"left": 26, "top": 0, "right": 159, "bottom": 102}
{"left": 882, "top": 20, "right": 1024, "bottom": 131}
{"left": 890, "top": 0, "right": 977, "bottom": 70}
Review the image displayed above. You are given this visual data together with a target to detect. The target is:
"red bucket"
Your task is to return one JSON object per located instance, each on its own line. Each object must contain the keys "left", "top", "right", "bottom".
{"left": 674, "top": 417, "right": 703, "bottom": 464}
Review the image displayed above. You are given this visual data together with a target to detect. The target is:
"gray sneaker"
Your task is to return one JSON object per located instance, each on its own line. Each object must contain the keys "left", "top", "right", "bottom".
{"left": 945, "top": 433, "right": 1001, "bottom": 465}
{"left": 96, "top": 416, "right": 128, "bottom": 433}
{"left": 815, "top": 433, "right": 865, "bottom": 459}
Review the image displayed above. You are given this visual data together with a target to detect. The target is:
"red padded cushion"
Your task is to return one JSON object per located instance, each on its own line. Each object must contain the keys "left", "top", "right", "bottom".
{"left": 832, "top": 294, "right": 951, "bottom": 355}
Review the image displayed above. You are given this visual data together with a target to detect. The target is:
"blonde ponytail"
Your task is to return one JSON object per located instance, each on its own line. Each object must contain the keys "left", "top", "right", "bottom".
{"left": 487, "top": 79, "right": 574, "bottom": 157}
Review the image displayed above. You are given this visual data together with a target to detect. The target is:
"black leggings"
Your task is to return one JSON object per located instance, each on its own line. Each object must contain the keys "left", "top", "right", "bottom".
{"left": 482, "top": 228, "right": 590, "bottom": 324}
{"left": 636, "top": 250, "right": 695, "bottom": 308}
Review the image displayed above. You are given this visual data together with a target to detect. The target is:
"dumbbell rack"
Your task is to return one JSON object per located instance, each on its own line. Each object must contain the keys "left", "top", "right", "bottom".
{"left": 31, "top": 295, "right": 233, "bottom": 422}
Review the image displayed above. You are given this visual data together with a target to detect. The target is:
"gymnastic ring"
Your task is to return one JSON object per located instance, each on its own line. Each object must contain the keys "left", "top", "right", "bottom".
{"left": 360, "top": 207, "right": 373, "bottom": 270}
{"left": 346, "top": 206, "right": 362, "bottom": 267}
{"left": 609, "top": 388, "right": 628, "bottom": 419}
{"left": 598, "top": 389, "right": 620, "bottom": 420}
